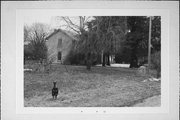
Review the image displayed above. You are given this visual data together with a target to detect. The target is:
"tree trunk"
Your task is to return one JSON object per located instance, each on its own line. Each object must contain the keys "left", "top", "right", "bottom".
{"left": 129, "top": 51, "right": 138, "bottom": 68}
{"left": 102, "top": 53, "right": 106, "bottom": 67}
{"left": 130, "top": 57, "right": 138, "bottom": 68}
{"left": 106, "top": 54, "right": 110, "bottom": 66}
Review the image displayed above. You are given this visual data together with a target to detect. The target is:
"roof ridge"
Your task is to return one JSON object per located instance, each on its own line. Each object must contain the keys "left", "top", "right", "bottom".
{"left": 46, "top": 28, "right": 77, "bottom": 40}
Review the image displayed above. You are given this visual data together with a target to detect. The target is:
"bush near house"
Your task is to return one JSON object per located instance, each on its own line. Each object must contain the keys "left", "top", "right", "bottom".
{"left": 63, "top": 49, "right": 86, "bottom": 65}
{"left": 24, "top": 39, "right": 48, "bottom": 63}
{"left": 24, "top": 45, "right": 33, "bottom": 61}
{"left": 64, "top": 49, "right": 101, "bottom": 66}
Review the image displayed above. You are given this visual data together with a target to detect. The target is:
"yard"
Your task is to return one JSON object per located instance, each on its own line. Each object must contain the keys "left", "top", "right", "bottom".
{"left": 24, "top": 64, "right": 161, "bottom": 107}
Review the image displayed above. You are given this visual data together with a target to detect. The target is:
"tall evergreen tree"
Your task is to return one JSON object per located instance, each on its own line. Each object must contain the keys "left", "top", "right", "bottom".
{"left": 121, "top": 16, "right": 161, "bottom": 68}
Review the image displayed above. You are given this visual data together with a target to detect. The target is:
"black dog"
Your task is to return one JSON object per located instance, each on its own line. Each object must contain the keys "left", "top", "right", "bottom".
{"left": 52, "top": 82, "right": 58, "bottom": 99}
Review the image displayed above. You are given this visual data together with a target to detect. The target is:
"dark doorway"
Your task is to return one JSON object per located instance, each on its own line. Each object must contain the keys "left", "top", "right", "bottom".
{"left": 58, "top": 52, "right": 62, "bottom": 60}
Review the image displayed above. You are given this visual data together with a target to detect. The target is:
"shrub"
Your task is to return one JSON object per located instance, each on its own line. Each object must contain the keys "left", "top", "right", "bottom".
{"left": 64, "top": 49, "right": 101, "bottom": 66}
{"left": 24, "top": 45, "right": 33, "bottom": 61}
{"left": 64, "top": 49, "right": 86, "bottom": 65}
{"left": 151, "top": 51, "right": 161, "bottom": 78}
{"left": 29, "top": 39, "right": 47, "bottom": 60}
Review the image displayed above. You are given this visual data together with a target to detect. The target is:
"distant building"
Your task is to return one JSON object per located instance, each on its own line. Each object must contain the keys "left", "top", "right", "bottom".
{"left": 46, "top": 29, "right": 77, "bottom": 64}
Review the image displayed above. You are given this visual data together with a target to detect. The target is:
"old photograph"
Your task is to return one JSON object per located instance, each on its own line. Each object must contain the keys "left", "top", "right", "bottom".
{"left": 24, "top": 16, "right": 161, "bottom": 107}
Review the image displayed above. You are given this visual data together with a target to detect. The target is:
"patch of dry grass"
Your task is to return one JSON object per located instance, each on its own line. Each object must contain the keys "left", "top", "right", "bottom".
{"left": 24, "top": 64, "right": 161, "bottom": 107}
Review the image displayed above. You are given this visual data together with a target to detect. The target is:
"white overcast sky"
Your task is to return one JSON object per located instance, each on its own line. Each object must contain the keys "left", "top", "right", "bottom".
{"left": 24, "top": 15, "right": 93, "bottom": 30}
{"left": 24, "top": 16, "right": 52, "bottom": 25}
{"left": 24, "top": 15, "right": 62, "bottom": 29}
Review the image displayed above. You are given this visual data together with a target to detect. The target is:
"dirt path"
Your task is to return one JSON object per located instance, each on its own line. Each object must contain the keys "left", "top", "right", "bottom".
{"left": 132, "top": 95, "right": 161, "bottom": 107}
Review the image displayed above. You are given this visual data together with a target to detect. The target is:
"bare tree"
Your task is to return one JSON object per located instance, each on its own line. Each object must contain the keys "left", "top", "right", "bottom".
{"left": 24, "top": 24, "right": 31, "bottom": 42}
{"left": 24, "top": 23, "right": 50, "bottom": 61}
{"left": 29, "top": 23, "right": 50, "bottom": 41}
{"left": 56, "top": 16, "right": 94, "bottom": 70}
{"left": 56, "top": 16, "right": 92, "bottom": 35}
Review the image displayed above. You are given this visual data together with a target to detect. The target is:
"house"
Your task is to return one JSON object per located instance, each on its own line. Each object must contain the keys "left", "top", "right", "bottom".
{"left": 46, "top": 29, "right": 77, "bottom": 64}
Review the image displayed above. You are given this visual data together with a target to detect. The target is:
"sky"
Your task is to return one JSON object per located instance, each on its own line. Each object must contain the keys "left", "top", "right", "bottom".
{"left": 24, "top": 15, "right": 94, "bottom": 35}
{"left": 24, "top": 15, "right": 59, "bottom": 28}
{"left": 24, "top": 15, "right": 89, "bottom": 29}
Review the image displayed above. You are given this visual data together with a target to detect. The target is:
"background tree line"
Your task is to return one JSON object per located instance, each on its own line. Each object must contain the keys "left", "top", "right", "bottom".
{"left": 64, "top": 16, "right": 160, "bottom": 72}
{"left": 24, "top": 16, "right": 161, "bottom": 76}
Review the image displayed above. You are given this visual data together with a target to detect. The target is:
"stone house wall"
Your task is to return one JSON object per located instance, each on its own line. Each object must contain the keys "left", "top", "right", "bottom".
{"left": 46, "top": 30, "right": 74, "bottom": 63}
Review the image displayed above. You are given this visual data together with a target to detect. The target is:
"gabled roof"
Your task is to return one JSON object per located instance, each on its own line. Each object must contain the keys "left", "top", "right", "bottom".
{"left": 45, "top": 29, "right": 78, "bottom": 41}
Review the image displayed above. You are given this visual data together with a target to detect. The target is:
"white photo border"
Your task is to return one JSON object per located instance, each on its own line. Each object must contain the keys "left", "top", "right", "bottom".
{"left": 1, "top": 1, "right": 179, "bottom": 120}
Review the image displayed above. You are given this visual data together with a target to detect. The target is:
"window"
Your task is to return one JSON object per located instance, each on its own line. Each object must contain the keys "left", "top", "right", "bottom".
{"left": 58, "top": 52, "right": 62, "bottom": 60}
{"left": 58, "top": 38, "right": 62, "bottom": 48}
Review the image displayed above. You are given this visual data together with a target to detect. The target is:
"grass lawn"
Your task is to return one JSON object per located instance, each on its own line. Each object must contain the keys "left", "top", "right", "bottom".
{"left": 24, "top": 64, "right": 161, "bottom": 107}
